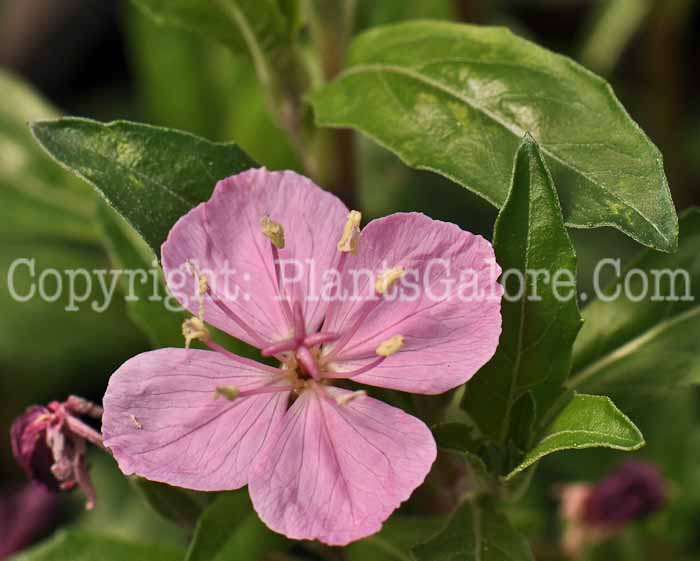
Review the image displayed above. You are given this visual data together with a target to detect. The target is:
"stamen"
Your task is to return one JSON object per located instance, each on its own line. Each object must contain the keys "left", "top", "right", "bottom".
{"left": 303, "top": 331, "right": 340, "bottom": 347}
{"left": 336, "top": 390, "right": 367, "bottom": 406}
{"left": 375, "top": 266, "right": 405, "bottom": 294}
{"left": 182, "top": 317, "right": 209, "bottom": 348}
{"left": 203, "top": 339, "right": 285, "bottom": 375}
{"left": 337, "top": 210, "right": 362, "bottom": 254}
{"left": 376, "top": 335, "right": 405, "bottom": 357}
{"left": 206, "top": 291, "right": 268, "bottom": 348}
{"left": 322, "top": 267, "right": 405, "bottom": 362}
{"left": 214, "top": 384, "right": 291, "bottom": 401}
{"left": 214, "top": 385, "right": 240, "bottom": 401}
{"left": 261, "top": 216, "right": 285, "bottom": 249}
{"left": 324, "top": 335, "right": 404, "bottom": 379}
{"left": 296, "top": 346, "right": 321, "bottom": 380}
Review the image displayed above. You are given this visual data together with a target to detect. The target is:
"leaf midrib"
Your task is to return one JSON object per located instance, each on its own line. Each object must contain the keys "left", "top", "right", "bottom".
{"left": 337, "top": 62, "right": 669, "bottom": 246}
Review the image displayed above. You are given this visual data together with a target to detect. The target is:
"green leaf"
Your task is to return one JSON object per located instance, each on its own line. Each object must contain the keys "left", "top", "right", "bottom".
{"left": 126, "top": 6, "right": 300, "bottom": 169}
{"left": 134, "top": 478, "right": 209, "bottom": 529}
{"left": 569, "top": 208, "right": 700, "bottom": 398}
{"left": 9, "top": 530, "right": 184, "bottom": 561}
{"left": 131, "top": 0, "right": 292, "bottom": 54}
{"left": 310, "top": 20, "right": 678, "bottom": 251}
{"left": 463, "top": 137, "right": 582, "bottom": 447}
{"left": 185, "top": 491, "right": 287, "bottom": 561}
{"left": 412, "top": 502, "right": 534, "bottom": 561}
{"left": 130, "top": 0, "right": 306, "bottom": 98}
{"left": 31, "top": 118, "right": 256, "bottom": 255}
{"left": 346, "top": 516, "right": 445, "bottom": 561}
{"left": 0, "top": 70, "right": 98, "bottom": 243}
{"left": 98, "top": 204, "right": 185, "bottom": 348}
{"left": 506, "top": 393, "right": 644, "bottom": 480}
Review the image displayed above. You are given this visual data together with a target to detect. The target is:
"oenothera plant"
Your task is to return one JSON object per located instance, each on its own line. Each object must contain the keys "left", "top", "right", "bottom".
{"left": 9, "top": 2, "right": 699, "bottom": 560}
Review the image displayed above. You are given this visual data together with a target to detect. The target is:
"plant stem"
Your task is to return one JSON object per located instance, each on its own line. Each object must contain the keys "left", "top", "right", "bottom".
{"left": 307, "top": 0, "right": 358, "bottom": 208}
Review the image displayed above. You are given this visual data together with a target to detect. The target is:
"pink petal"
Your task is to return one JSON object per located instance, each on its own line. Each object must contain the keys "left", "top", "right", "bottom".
{"left": 323, "top": 213, "right": 502, "bottom": 394}
{"left": 162, "top": 168, "right": 349, "bottom": 347}
{"left": 249, "top": 385, "right": 436, "bottom": 545}
{"left": 102, "top": 348, "right": 290, "bottom": 491}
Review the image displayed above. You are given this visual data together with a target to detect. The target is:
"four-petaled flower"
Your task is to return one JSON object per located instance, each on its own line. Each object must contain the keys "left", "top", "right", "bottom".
{"left": 102, "top": 169, "right": 502, "bottom": 545}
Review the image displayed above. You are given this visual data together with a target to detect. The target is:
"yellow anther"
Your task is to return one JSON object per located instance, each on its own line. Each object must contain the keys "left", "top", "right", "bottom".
{"left": 214, "top": 385, "right": 240, "bottom": 401}
{"left": 198, "top": 274, "right": 209, "bottom": 296}
{"left": 261, "top": 216, "right": 285, "bottom": 249}
{"left": 337, "top": 210, "right": 362, "bottom": 255}
{"left": 336, "top": 390, "right": 367, "bottom": 406}
{"left": 182, "top": 317, "right": 209, "bottom": 348}
{"left": 376, "top": 335, "right": 404, "bottom": 357}
{"left": 375, "top": 266, "right": 405, "bottom": 294}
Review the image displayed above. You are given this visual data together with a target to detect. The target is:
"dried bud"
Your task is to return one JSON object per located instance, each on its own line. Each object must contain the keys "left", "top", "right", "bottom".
{"left": 558, "top": 460, "right": 666, "bottom": 556}
{"left": 10, "top": 396, "right": 105, "bottom": 510}
{"left": 582, "top": 460, "right": 665, "bottom": 528}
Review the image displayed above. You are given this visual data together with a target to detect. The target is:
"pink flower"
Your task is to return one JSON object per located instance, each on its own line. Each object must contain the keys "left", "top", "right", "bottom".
{"left": 10, "top": 396, "right": 105, "bottom": 509}
{"left": 102, "top": 169, "right": 502, "bottom": 545}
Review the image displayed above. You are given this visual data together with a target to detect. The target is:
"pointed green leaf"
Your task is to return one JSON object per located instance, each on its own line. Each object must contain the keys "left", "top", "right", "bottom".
{"left": 31, "top": 118, "right": 256, "bottom": 255}
{"left": 310, "top": 20, "right": 678, "bottom": 251}
{"left": 569, "top": 208, "right": 700, "bottom": 398}
{"left": 412, "top": 502, "right": 534, "bottom": 561}
{"left": 463, "top": 137, "right": 582, "bottom": 446}
{"left": 186, "top": 491, "right": 287, "bottom": 561}
{"left": 506, "top": 393, "right": 644, "bottom": 480}
{"left": 9, "top": 530, "right": 184, "bottom": 561}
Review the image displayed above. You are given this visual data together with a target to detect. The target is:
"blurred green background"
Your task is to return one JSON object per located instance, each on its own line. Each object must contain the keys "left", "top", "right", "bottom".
{"left": 1, "top": 0, "right": 699, "bottom": 559}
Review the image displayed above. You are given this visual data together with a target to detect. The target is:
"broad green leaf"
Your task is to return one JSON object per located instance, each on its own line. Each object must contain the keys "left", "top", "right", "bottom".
{"left": 346, "top": 516, "right": 445, "bottom": 561}
{"left": 130, "top": 0, "right": 307, "bottom": 98}
{"left": 463, "top": 137, "right": 582, "bottom": 446}
{"left": 135, "top": 478, "right": 209, "bottom": 529}
{"left": 310, "top": 20, "right": 678, "bottom": 251}
{"left": 126, "top": 6, "right": 300, "bottom": 169}
{"left": 185, "top": 491, "right": 287, "bottom": 561}
{"left": 569, "top": 208, "right": 700, "bottom": 397}
{"left": 506, "top": 393, "right": 644, "bottom": 480}
{"left": 412, "top": 502, "right": 534, "bottom": 561}
{"left": 9, "top": 530, "right": 184, "bottom": 561}
{"left": 31, "top": 118, "right": 256, "bottom": 255}
{"left": 131, "top": 0, "right": 292, "bottom": 54}
{"left": 98, "top": 204, "right": 185, "bottom": 348}
{"left": 0, "top": 70, "right": 97, "bottom": 242}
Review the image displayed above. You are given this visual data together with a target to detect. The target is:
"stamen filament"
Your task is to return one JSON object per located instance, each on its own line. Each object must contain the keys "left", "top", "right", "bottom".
{"left": 323, "top": 355, "right": 386, "bottom": 379}
{"left": 203, "top": 339, "right": 285, "bottom": 375}
{"left": 206, "top": 290, "right": 268, "bottom": 348}
{"left": 270, "top": 243, "right": 295, "bottom": 327}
